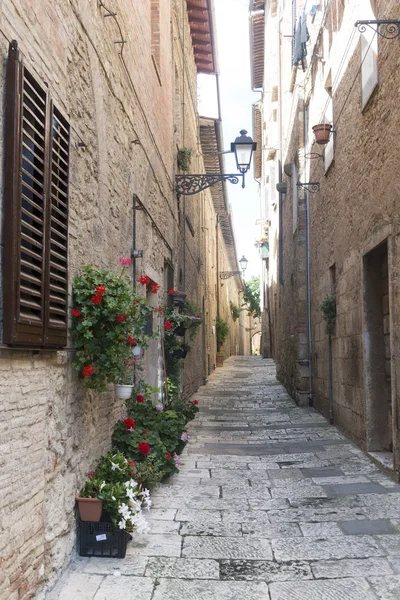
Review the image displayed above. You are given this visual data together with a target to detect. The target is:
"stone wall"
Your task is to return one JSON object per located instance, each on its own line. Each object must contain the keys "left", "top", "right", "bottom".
{"left": 258, "top": 0, "right": 400, "bottom": 474}
{"left": 0, "top": 1, "right": 247, "bottom": 598}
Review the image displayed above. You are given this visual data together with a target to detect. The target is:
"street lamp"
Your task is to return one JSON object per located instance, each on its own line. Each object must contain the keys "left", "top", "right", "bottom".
{"left": 239, "top": 255, "right": 248, "bottom": 274}
{"left": 232, "top": 131, "right": 257, "bottom": 174}
{"left": 220, "top": 255, "right": 248, "bottom": 280}
{"left": 175, "top": 130, "right": 257, "bottom": 196}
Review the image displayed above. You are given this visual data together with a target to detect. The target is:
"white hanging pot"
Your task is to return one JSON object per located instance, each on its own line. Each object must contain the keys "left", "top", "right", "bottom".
{"left": 115, "top": 384, "right": 134, "bottom": 399}
{"left": 132, "top": 344, "right": 142, "bottom": 357}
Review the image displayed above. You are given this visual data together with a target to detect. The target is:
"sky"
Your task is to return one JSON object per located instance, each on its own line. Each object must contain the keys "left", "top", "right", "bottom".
{"left": 198, "top": 0, "right": 261, "bottom": 281}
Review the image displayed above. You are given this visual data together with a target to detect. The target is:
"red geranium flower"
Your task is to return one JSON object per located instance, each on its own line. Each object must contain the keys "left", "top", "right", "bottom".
{"left": 116, "top": 314, "right": 127, "bottom": 322}
{"left": 143, "top": 430, "right": 147, "bottom": 434}
{"left": 128, "top": 460, "right": 136, "bottom": 467}
{"left": 83, "top": 365, "right": 94, "bottom": 377}
{"left": 138, "top": 442, "right": 151, "bottom": 455}
{"left": 95, "top": 285, "right": 106, "bottom": 296}
{"left": 168, "top": 288, "right": 176, "bottom": 295}
{"left": 88, "top": 471, "right": 96, "bottom": 478}
{"left": 192, "top": 400, "right": 199, "bottom": 405}
{"left": 154, "top": 306, "right": 163, "bottom": 313}
{"left": 166, "top": 452, "right": 171, "bottom": 460}
{"left": 127, "top": 335, "right": 137, "bottom": 346}
{"left": 138, "top": 275, "right": 151, "bottom": 286}
{"left": 123, "top": 418, "right": 135, "bottom": 430}
{"left": 164, "top": 320, "right": 173, "bottom": 331}
{"left": 71, "top": 309, "right": 81, "bottom": 317}
{"left": 151, "top": 283, "right": 160, "bottom": 294}
{"left": 91, "top": 295, "right": 102, "bottom": 305}
{"left": 136, "top": 394, "right": 145, "bottom": 403}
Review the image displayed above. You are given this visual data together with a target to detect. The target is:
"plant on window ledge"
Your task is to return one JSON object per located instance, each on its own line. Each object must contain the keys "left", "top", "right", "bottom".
{"left": 70, "top": 258, "right": 155, "bottom": 392}
{"left": 230, "top": 301, "right": 240, "bottom": 322}
{"left": 177, "top": 147, "right": 193, "bottom": 172}
{"left": 216, "top": 316, "right": 229, "bottom": 352}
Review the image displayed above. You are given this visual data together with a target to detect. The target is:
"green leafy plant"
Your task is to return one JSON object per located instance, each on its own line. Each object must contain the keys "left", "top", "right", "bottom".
{"left": 242, "top": 276, "right": 261, "bottom": 319}
{"left": 321, "top": 294, "right": 336, "bottom": 337}
{"left": 177, "top": 147, "right": 193, "bottom": 172}
{"left": 70, "top": 260, "right": 154, "bottom": 392}
{"left": 78, "top": 451, "right": 151, "bottom": 532}
{"left": 216, "top": 316, "right": 229, "bottom": 350}
{"left": 230, "top": 301, "right": 240, "bottom": 321}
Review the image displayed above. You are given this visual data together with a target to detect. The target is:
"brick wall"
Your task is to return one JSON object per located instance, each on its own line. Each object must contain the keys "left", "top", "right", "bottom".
{"left": 0, "top": 1, "right": 246, "bottom": 597}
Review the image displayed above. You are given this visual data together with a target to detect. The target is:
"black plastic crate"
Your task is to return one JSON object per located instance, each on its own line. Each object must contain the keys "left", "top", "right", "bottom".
{"left": 79, "top": 521, "right": 129, "bottom": 558}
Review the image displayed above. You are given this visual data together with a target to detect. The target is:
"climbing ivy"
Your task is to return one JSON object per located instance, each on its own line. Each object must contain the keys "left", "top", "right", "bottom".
{"left": 320, "top": 294, "right": 336, "bottom": 337}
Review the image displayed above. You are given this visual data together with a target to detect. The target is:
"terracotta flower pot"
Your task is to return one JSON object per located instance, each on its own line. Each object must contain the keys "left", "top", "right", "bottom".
{"left": 312, "top": 124, "right": 332, "bottom": 145}
{"left": 216, "top": 353, "right": 224, "bottom": 367}
{"left": 76, "top": 497, "right": 103, "bottom": 522}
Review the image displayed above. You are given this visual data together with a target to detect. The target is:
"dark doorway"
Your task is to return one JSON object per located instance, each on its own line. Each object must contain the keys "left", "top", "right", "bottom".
{"left": 363, "top": 240, "right": 392, "bottom": 452}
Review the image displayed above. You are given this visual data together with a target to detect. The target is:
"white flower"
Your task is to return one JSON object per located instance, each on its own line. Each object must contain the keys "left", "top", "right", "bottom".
{"left": 100, "top": 481, "right": 106, "bottom": 491}
{"left": 110, "top": 462, "right": 122, "bottom": 471}
{"left": 112, "top": 496, "right": 116, "bottom": 501}
{"left": 118, "top": 519, "right": 126, "bottom": 530}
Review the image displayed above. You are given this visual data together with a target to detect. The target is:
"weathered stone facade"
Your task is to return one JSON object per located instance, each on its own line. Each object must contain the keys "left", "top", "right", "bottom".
{"left": 251, "top": 0, "right": 400, "bottom": 477}
{"left": 0, "top": 1, "right": 249, "bottom": 598}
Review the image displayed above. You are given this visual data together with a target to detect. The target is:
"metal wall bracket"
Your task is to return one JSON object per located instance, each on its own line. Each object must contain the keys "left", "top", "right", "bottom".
{"left": 220, "top": 271, "right": 242, "bottom": 280}
{"left": 175, "top": 173, "right": 245, "bottom": 196}
{"left": 296, "top": 182, "right": 320, "bottom": 193}
{"left": 355, "top": 20, "right": 400, "bottom": 39}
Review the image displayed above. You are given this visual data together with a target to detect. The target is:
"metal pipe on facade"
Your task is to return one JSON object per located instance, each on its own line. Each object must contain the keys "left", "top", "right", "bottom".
{"left": 328, "top": 336, "right": 333, "bottom": 423}
{"left": 303, "top": 104, "right": 313, "bottom": 405}
{"left": 278, "top": 18, "right": 284, "bottom": 285}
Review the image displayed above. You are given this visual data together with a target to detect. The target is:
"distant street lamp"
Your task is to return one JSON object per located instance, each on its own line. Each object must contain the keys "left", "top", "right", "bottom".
{"left": 220, "top": 255, "right": 248, "bottom": 280}
{"left": 175, "top": 130, "right": 257, "bottom": 196}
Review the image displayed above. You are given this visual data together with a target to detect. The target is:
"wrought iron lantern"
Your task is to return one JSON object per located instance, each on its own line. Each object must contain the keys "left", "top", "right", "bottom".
{"left": 175, "top": 131, "right": 257, "bottom": 196}
{"left": 220, "top": 255, "right": 248, "bottom": 280}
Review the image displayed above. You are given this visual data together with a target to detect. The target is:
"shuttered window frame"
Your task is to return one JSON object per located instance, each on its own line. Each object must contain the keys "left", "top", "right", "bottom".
{"left": 3, "top": 40, "right": 70, "bottom": 348}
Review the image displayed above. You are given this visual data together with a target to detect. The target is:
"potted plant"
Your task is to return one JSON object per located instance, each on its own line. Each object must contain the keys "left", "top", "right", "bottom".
{"left": 115, "top": 357, "right": 135, "bottom": 399}
{"left": 312, "top": 123, "right": 333, "bottom": 145}
{"left": 70, "top": 258, "right": 154, "bottom": 393}
{"left": 216, "top": 316, "right": 229, "bottom": 367}
{"left": 76, "top": 473, "right": 104, "bottom": 522}
{"left": 172, "top": 342, "right": 190, "bottom": 359}
{"left": 77, "top": 451, "right": 151, "bottom": 531}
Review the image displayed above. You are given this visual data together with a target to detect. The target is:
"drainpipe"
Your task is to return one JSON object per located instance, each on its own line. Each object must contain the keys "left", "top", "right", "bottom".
{"left": 216, "top": 214, "right": 220, "bottom": 319}
{"left": 328, "top": 335, "right": 333, "bottom": 423}
{"left": 303, "top": 104, "right": 313, "bottom": 405}
{"left": 278, "top": 19, "right": 284, "bottom": 285}
{"left": 133, "top": 194, "right": 137, "bottom": 291}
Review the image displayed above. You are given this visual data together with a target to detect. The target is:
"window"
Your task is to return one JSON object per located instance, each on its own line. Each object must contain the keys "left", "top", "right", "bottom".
{"left": 3, "top": 40, "right": 70, "bottom": 347}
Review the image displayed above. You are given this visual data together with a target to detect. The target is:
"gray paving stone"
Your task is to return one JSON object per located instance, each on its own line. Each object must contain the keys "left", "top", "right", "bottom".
{"left": 57, "top": 574, "right": 103, "bottom": 600}
{"left": 270, "top": 484, "right": 328, "bottom": 499}
{"left": 242, "top": 521, "right": 301, "bottom": 538}
{"left": 299, "top": 522, "right": 343, "bottom": 537}
{"left": 375, "top": 534, "right": 400, "bottom": 556}
{"left": 368, "top": 575, "right": 400, "bottom": 599}
{"left": 339, "top": 519, "right": 397, "bottom": 536}
{"left": 146, "top": 509, "right": 177, "bottom": 521}
{"left": 78, "top": 555, "right": 148, "bottom": 576}
{"left": 220, "top": 559, "right": 312, "bottom": 582}
{"left": 269, "top": 577, "right": 377, "bottom": 600}
{"left": 126, "top": 534, "right": 182, "bottom": 557}
{"left": 272, "top": 535, "right": 383, "bottom": 561}
{"left": 323, "top": 482, "right": 389, "bottom": 496}
{"left": 145, "top": 557, "right": 219, "bottom": 579}
{"left": 182, "top": 536, "right": 273, "bottom": 560}
{"left": 312, "top": 557, "right": 394, "bottom": 579}
{"left": 94, "top": 576, "right": 154, "bottom": 600}
{"left": 180, "top": 520, "right": 242, "bottom": 537}
{"left": 152, "top": 578, "right": 269, "bottom": 600}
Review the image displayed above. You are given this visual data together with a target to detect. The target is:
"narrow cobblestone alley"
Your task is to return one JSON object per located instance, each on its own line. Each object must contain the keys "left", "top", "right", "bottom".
{"left": 48, "top": 357, "right": 400, "bottom": 600}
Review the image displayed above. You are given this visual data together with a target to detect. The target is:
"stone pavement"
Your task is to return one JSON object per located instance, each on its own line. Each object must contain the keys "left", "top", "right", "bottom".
{"left": 46, "top": 357, "right": 400, "bottom": 600}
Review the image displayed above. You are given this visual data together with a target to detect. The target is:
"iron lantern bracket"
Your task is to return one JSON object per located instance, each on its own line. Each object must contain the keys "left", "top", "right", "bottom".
{"left": 220, "top": 271, "right": 243, "bottom": 280}
{"left": 175, "top": 173, "right": 245, "bottom": 196}
{"left": 296, "top": 181, "right": 320, "bottom": 193}
{"left": 355, "top": 20, "right": 400, "bottom": 39}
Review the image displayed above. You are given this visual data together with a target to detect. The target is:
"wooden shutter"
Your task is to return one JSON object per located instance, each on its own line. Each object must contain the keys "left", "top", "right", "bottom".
{"left": 3, "top": 40, "right": 69, "bottom": 347}
{"left": 43, "top": 103, "right": 69, "bottom": 346}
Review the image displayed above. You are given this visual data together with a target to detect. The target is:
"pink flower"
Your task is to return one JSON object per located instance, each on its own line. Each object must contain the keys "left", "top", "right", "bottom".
{"left": 181, "top": 432, "right": 190, "bottom": 442}
{"left": 119, "top": 256, "right": 132, "bottom": 267}
{"left": 156, "top": 404, "right": 164, "bottom": 411}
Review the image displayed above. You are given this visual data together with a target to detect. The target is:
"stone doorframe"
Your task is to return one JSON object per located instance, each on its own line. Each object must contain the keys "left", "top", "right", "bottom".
{"left": 361, "top": 225, "right": 399, "bottom": 479}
